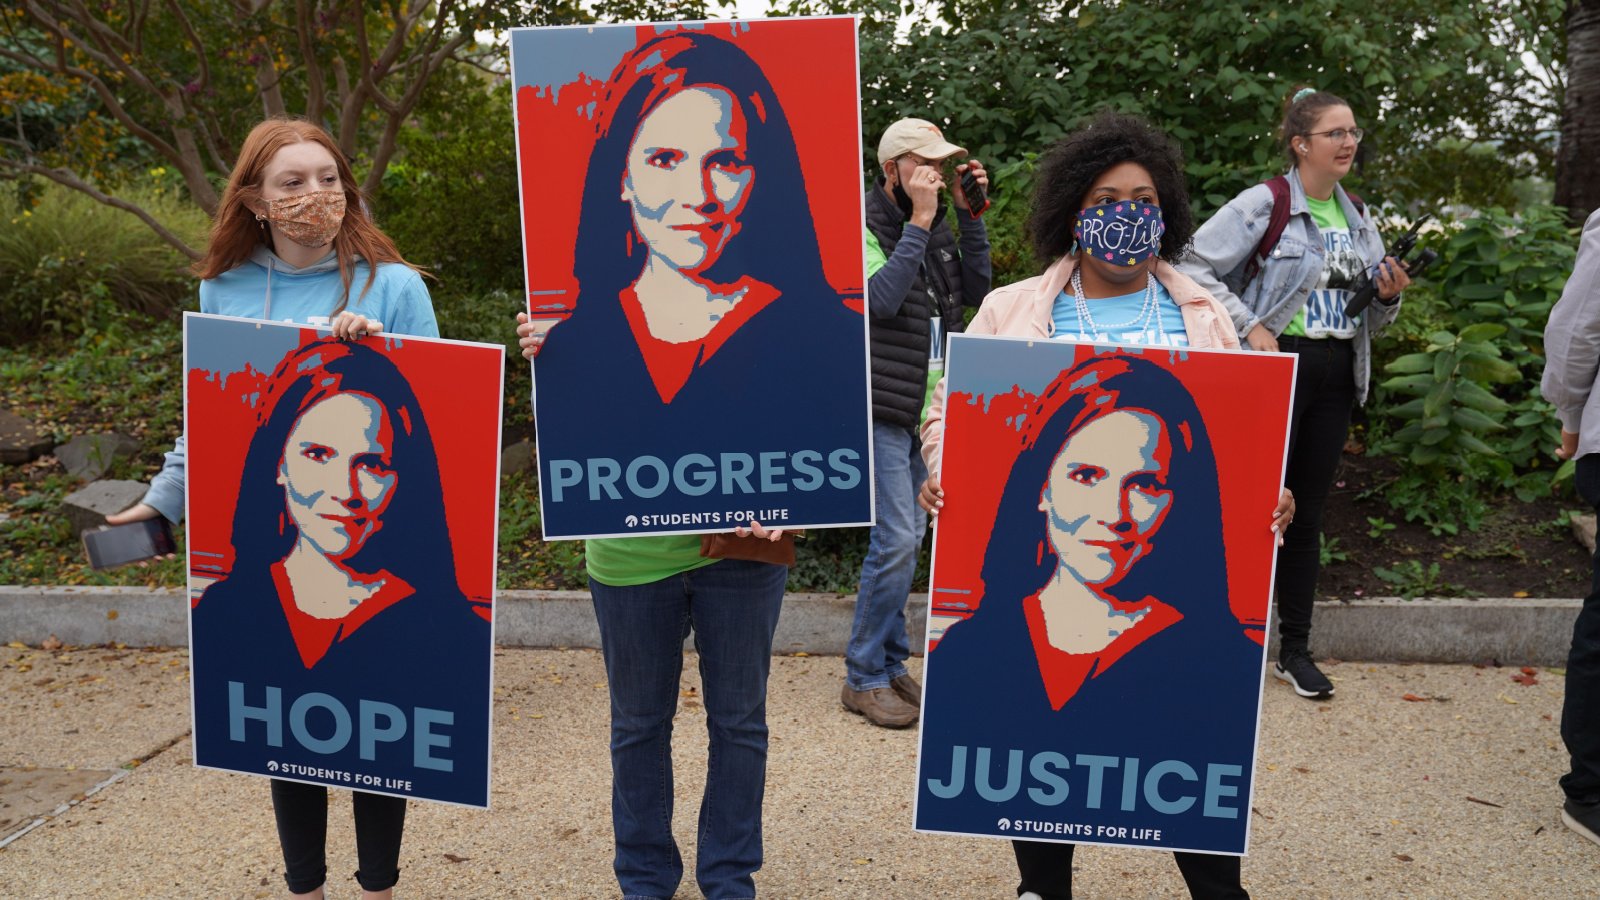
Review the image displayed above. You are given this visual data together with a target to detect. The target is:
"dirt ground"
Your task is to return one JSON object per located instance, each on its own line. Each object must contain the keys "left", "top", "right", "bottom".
{"left": 1317, "top": 448, "right": 1591, "bottom": 601}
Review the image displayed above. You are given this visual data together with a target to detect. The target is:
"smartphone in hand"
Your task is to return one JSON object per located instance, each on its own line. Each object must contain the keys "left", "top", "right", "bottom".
{"left": 83, "top": 519, "right": 176, "bottom": 571}
{"left": 960, "top": 168, "right": 990, "bottom": 217}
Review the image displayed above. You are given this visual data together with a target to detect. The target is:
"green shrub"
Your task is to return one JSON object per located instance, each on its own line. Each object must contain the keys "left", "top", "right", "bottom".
{"left": 377, "top": 78, "right": 522, "bottom": 304}
{"left": 0, "top": 178, "right": 206, "bottom": 341}
{"left": 979, "top": 153, "right": 1039, "bottom": 289}
{"left": 1367, "top": 204, "right": 1578, "bottom": 528}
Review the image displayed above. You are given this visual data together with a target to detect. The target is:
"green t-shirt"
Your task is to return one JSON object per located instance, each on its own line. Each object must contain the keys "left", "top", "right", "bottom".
{"left": 586, "top": 535, "right": 716, "bottom": 587}
{"left": 865, "top": 225, "right": 887, "bottom": 278}
{"left": 1281, "top": 193, "right": 1360, "bottom": 339}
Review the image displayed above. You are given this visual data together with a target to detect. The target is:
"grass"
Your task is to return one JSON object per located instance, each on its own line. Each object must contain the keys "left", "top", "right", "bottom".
{"left": 0, "top": 179, "right": 209, "bottom": 340}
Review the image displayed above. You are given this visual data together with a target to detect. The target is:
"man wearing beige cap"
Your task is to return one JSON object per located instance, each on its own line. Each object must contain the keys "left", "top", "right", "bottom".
{"left": 844, "top": 117, "right": 991, "bottom": 728}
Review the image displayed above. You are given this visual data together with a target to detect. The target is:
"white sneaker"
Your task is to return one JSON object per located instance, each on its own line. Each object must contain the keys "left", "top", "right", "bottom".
{"left": 1020, "top": 894, "right": 1044, "bottom": 900}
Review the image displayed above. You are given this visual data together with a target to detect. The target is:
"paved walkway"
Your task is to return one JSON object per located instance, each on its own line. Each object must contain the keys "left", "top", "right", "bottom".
{"left": 0, "top": 647, "right": 1594, "bottom": 898}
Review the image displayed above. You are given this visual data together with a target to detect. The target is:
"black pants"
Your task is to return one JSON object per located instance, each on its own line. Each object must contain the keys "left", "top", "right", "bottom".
{"left": 271, "top": 778, "right": 407, "bottom": 894}
{"left": 1564, "top": 456, "right": 1600, "bottom": 805}
{"left": 1013, "top": 840, "right": 1248, "bottom": 899}
{"left": 1274, "top": 336, "right": 1356, "bottom": 651}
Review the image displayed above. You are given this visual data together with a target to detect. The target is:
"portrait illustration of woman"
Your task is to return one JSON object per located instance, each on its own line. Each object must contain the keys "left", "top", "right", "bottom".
{"left": 921, "top": 354, "right": 1261, "bottom": 762}
{"left": 190, "top": 337, "right": 491, "bottom": 802}
{"left": 563, "top": 29, "right": 847, "bottom": 399}
{"left": 523, "top": 26, "right": 871, "bottom": 536}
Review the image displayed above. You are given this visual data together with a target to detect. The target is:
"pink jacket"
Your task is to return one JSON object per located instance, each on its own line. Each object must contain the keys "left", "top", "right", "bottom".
{"left": 920, "top": 255, "right": 1241, "bottom": 474}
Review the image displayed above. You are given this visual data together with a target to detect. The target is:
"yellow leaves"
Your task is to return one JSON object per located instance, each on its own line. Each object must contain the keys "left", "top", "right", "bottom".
{"left": 0, "top": 71, "right": 72, "bottom": 114}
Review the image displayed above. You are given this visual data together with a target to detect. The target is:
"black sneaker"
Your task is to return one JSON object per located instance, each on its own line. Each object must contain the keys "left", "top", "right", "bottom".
{"left": 1564, "top": 798, "right": 1600, "bottom": 848}
{"left": 1274, "top": 648, "right": 1334, "bottom": 699}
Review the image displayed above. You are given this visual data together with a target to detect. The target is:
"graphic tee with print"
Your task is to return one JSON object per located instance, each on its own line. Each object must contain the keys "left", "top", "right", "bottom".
{"left": 1282, "top": 194, "right": 1363, "bottom": 338}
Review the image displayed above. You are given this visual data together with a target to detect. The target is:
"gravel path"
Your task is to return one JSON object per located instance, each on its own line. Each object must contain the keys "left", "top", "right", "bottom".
{"left": 0, "top": 646, "right": 1593, "bottom": 898}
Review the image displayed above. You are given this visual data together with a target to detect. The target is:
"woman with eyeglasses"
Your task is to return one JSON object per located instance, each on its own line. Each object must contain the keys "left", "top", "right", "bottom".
{"left": 1179, "top": 85, "right": 1408, "bottom": 702}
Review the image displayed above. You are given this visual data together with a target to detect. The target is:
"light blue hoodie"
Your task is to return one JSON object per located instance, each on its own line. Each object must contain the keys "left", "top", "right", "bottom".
{"left": 141, "top": 248, "right": 439, "bottom": 523}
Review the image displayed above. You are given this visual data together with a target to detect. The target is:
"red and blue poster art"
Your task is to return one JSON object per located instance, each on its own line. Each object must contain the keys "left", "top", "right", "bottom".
{"left": 509, "top": 17, "right": 873, "bottom": 539}
{"left": 915, "top": 334, "right": 1296, "bottom": 855}
{"left": 183, "top": 314, "right": 503, "bottom": 809}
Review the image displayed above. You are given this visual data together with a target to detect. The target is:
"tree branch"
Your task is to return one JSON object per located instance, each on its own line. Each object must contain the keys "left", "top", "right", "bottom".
{"left": 340, "top": 1, "right": 381, "bottom": 155}
{"left": 361, "top": 108, "right": 404, "bottom": 198}
{"left": 129, "top": 0, "right": 151, "bottom": 55}
{"left": 162, "top": 0, "right": 212, "bottom": 94}
{"left": 237, "top": 33, "right": 281, "bottom": 118}
{"left": 0, "top": 157, "right": 202, "bottom": 260}
{"left": 451, "top": 51, "right": 505, "bottom": 79}
{"left": 295, "top": 0, "right": 326, "bottom": 123}
{"left": 62, "top": 0, "right": 136, "bottom": 58}
{"left": 371, "top": 0, "right": 431, "bottom": 79}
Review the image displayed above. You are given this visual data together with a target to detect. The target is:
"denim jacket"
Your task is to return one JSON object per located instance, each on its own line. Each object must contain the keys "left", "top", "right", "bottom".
{"left": 1177, "top": 167, "right": 1400, "bottom": 404}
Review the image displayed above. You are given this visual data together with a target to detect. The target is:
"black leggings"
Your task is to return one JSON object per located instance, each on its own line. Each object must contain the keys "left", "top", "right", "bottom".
{"left": 1013, "top": 839, "right": 1248, "bottom": 899}
{"left": 271, "top": 779, "right": 407, "bottom": 894}
{"left": 1274, "top": 335, "right": 1357, "bottom": 652}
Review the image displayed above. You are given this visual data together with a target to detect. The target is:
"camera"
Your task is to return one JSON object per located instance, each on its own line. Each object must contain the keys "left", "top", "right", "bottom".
{"left": 1344, "top": 214, "right": 1439, "bottom": 317}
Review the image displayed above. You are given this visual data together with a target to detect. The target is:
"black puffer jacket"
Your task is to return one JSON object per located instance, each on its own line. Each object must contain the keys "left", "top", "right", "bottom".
{"left": 864, "top": 183, "right": 969, "bottom": 429}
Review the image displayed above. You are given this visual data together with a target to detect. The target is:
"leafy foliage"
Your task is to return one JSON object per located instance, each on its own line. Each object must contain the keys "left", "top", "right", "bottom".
{"left": 0, "top": 1, "right": 590, "bottom": 257}
{"left": 378, "top": 78, "right": 523, "bottom": 304}
{"left": 1372, "top": 560, "right": 1473, "bottom": 600}
{"left": 1368, "top": 205, "right": 1578, "bottom": 529}
{"left": 785, "top": 0, "right": 1563, "bottom": 221}
{"left": 0, "top": 179, "right": 205, "bottom": 341}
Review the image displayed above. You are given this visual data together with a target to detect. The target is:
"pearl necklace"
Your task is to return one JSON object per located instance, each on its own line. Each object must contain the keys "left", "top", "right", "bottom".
{"left": 1070, "top": 267, "right": 1165, "bottom": 344}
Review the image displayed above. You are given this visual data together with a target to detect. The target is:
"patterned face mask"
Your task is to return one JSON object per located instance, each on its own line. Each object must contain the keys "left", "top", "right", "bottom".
{"left": 263, "top": 190, "right": 346, "bottom": 248}
{"left": 1074, "top": 200, "right": 1165, "bottom": 267}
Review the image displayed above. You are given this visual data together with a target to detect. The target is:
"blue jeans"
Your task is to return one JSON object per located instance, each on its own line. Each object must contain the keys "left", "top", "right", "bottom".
{"left": 1564, "top": 455, "right": 1600, "bottom": 805}
{"left": 847, "top": 422, "right": 927, "bottom": 690}
{"left": 590, "top": 558, "right": 788, "bottom": 900}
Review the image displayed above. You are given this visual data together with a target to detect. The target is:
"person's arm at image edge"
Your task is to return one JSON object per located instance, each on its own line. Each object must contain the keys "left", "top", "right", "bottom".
{"left": 1543, "top": 211, "right": 1600, "bottom": 458}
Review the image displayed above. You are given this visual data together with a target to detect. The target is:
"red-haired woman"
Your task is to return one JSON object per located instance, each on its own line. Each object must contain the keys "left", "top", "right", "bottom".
{"left": 110, "top": 116, "right": 437, "bottom": 899}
